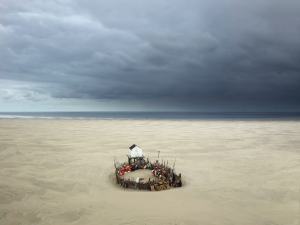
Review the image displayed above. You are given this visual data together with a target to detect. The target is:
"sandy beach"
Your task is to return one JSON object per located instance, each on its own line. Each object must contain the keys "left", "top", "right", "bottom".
{"left": 0, "top": 119, "right": 299, "bottom": 225}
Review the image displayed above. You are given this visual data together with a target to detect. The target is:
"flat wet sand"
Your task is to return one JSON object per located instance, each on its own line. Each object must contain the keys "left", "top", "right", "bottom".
{"left": 0, "top": 119, "right": 299, "bottom": 225}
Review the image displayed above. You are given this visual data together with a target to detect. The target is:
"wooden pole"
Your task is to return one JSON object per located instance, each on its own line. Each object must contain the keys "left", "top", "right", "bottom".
{"left": 173, "top": 155, "right": 177, "bottom": 170}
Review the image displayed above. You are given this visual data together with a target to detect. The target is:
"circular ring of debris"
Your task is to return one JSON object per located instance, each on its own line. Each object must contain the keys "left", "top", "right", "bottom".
{"left": 114, "top": 144, "right": 182, "bottom": 191}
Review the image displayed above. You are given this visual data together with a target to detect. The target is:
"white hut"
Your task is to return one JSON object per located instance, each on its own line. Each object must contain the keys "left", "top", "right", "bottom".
{"left": 127, "top": 144, "right": 145, "bottom": 166}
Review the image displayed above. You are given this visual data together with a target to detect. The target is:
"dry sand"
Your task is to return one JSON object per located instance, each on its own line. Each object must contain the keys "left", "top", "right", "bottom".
{"left": 0, "top": 119, "right": 299, "bottom": 225}
{"left": 121, "top": 169, "right": 159, "bottom": 184}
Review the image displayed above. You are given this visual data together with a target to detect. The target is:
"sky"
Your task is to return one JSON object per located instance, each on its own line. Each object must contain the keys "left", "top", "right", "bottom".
{"left": 0, "top": 0, "right": 300, "bottom": 112}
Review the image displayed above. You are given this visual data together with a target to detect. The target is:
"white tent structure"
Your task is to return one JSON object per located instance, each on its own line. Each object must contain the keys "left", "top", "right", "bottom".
{"left": 127, "top": 144, "right": 145, "bottom": 166}
{"left": 127, "top": 144, "right": 144, "bottom": 158}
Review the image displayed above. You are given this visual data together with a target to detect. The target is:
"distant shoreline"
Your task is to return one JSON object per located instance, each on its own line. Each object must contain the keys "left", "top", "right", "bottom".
{"left": 1, "top": 111, "right": 300, "bottom": 120}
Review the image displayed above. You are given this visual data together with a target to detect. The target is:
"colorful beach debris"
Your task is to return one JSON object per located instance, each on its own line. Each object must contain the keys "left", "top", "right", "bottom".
{"left": 114, "top": 144, "right": 182, "bottom": 191}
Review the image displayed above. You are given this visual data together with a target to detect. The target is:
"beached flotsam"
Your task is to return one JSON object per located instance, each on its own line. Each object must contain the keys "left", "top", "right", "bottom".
{"left": 114, "top": 144, "right": 182, "bottom": 191}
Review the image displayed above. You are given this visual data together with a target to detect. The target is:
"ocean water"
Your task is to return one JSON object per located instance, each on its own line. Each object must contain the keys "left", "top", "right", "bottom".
{"left": 0, "top": 111, "right": 300, "bottom": 120}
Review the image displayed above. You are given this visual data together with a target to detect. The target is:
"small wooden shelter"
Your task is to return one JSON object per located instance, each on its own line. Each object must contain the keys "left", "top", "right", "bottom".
{"left": 126, "top": 144, "right": 145, "bottom": 166}
{"left": 115, "top": 144, "right": 183, "bottom": 191}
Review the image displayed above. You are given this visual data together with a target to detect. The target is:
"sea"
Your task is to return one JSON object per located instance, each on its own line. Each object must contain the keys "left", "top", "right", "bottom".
{"left": 0, "top": 111, "right": 300, "bottom": 120}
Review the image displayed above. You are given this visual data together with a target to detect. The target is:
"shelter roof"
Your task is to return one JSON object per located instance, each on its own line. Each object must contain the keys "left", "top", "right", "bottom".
{"left": 127, "top": 144, "right": 144, "bottom": 158}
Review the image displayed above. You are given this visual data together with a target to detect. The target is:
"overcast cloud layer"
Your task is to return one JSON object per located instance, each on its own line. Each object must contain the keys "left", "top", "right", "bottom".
{"left": 1, "top": 0, "right": 300, "bottom": 111}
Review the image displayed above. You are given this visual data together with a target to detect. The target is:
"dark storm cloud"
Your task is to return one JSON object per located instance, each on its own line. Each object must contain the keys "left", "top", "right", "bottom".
{"left": 0, "top": 0, "right": 300, "bottom": 110}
